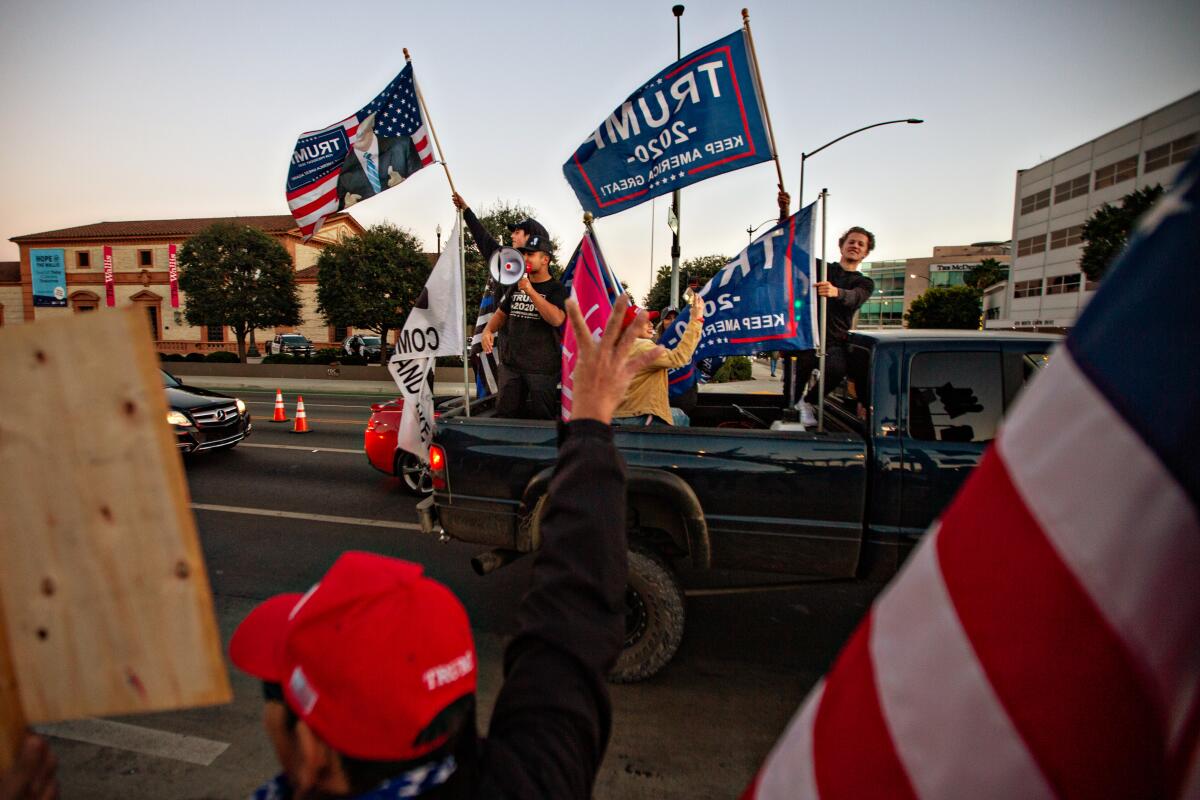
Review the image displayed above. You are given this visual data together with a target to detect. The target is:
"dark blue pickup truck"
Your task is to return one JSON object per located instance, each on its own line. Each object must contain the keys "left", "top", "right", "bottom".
{"left": 418, "top": 330, "right": 1059, "bottom": 680}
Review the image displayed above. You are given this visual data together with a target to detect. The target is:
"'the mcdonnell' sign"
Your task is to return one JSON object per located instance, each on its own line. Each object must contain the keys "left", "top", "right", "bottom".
{"left": 563, "top": 29, "right": 774, "bottom": 219}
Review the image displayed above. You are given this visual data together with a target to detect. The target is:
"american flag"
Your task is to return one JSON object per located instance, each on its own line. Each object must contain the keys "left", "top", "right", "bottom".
{"left": 744, "top": 153, "right": 1200, "bottom": 799}
{"left": 286, "top": 63, "right": 435, "bottom": 240}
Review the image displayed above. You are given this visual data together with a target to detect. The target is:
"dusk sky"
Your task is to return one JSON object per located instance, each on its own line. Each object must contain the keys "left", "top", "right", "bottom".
{"left": 2, "top": 0, "right": 1197, "bottom": 301}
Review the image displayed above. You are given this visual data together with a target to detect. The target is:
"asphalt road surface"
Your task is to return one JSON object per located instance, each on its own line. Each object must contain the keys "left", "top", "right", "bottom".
{"left": 42, "top": 387, "right": 880, "bottom": 799}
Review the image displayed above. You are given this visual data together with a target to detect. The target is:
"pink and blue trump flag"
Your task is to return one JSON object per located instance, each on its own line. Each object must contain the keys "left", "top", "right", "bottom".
{"left": 743, "top": 155, "right": 1200, "bottom": 799}
{"left": 560, "top": 231, "right": 624, "bottom": 421}
{"left": 286, "top": 64, "right": 435, "bottom": 240}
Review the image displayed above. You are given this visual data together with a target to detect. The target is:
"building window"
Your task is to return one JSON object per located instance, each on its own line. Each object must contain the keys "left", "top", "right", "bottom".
{"left": 1145, "top": 133, "right": 1196, "bottom": 173}
{"left": 1045, "top": 274, "right": 1081, "bottom": 295}
{"left": 205, "top": 325, "right": 224, "bottom": 342}
{"left": 1019, "top": 188, "right": 1050, "bottom": 215}
{"left": 1017, "top": 235, "right": 1047, "bottom": 257}
{"left": 1054, "top": 175, "right": 1089, "bottom": 203}
{"left": 333, "top": 325, "right": 348, "bottom": 342}
{"left": 1084, "top": 276, "right": 1100, "bottom": 292}
{"left": 1094, "top": 156, "right": 1138, "bottom": 190}
{"left": 76, "top": 251, "right": 91, "bottom": 268}
{"left": 985, "top": 307, "right": 1000, "bottom": 320}
{"left": 1014, "top": 279, "right": 1043, "bottom": 298}
{"left": 138, "top": 249, "right": 154, "bottom": 267}
{"left": 1049, "top": 225, "right": 1083, "bottom": 250}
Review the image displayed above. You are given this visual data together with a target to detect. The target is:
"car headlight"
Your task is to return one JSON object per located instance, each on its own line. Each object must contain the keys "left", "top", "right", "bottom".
{"left": 235, "top": 398, "right": 247, "bottom": 415}
{"left": 166, "top": 411, "right": 193, "bottom": 426}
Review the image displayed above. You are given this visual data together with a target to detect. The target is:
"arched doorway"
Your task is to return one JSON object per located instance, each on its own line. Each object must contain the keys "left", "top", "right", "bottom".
{"left": 129, "top": 290, "right": 163, "bottom": 342}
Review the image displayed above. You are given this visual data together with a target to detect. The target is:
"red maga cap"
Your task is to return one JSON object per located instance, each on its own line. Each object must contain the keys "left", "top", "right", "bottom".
{"left": 229, "top": 552, "right": 476, "bottom": 761}
{"left": 621, "top": 305, "right": 660, "bottom": 331}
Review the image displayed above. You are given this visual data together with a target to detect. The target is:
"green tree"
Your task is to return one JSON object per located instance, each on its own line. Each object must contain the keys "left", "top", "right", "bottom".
{"left": 460, "top": 201, "right": 562, "bottom": 314}
{"left": 315, "top": 224, "right": 431, "bottom": 366}
{"left": 904, "top": 285, "right": 981, "bottom": 329}
{"left": 642, "top": 254, "right": 730, "bottom": 312}
{"left": 964, "top": 258, "right": 1007, "bottom": 290}
{"left": 178, "top": 222, "right": 301, "bottom": 362}
{"left": 1080, "top": 184, "right": 1164, "bottom": 284}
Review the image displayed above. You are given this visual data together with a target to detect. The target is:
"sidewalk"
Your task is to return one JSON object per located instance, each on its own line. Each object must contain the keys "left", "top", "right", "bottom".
{"left": 175, "top": 359, "right": 785, "bottom": 398}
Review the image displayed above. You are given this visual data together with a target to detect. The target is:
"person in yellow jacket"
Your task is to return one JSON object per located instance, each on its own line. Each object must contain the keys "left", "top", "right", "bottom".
{"left": 613, "top": 293, "right": 705, "bottom": 426}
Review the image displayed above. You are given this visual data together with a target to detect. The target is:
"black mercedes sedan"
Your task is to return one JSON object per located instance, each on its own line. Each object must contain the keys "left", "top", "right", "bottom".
{"left": 162, "top": 369, "right": 252, "bottom": 453}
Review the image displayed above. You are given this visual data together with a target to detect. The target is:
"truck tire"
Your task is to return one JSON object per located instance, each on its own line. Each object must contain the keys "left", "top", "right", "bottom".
{"left": 609, "top": 545, "right": 686, "bottom": 683}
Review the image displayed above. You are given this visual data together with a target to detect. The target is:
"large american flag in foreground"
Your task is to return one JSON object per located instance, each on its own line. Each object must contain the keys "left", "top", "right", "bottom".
{"left": 285, "top": 63, "right": 434, "bottom": 239}
{"left": 745, "top": 154, "right": 1200, "bottom": 799}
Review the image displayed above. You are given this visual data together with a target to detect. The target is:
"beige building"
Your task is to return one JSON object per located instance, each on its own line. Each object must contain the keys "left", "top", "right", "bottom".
{"left": 5, "top": 213, "right": 366, "bottom": 351}
{"left": 996, "top": 90, "right": 1198, "bottom": 332}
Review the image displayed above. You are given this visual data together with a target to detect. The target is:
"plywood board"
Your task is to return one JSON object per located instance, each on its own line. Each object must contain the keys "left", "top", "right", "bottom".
{"left": 0, "top": 308, "right": 231, "bottom": 730}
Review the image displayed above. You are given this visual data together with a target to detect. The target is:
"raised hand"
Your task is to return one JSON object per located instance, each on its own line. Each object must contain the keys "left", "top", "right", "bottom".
{"left": 450, "top": 192, "right": 467, "bottom": 211}
{"left": 343, "top": 193, "right": 362, "bottom": 208}
{"left": 566, "top": 295, "right": 665, "bottom": 424}
{"left": 387, "top": 165, "right": 404, "bottom": 187}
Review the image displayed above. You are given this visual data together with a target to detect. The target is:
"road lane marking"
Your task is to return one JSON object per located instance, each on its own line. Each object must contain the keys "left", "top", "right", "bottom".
{"left": 241, "top": 443, "right": 362, "bottom": 454}
{"left": 35, "top": 718, "right": 229, "bottom": 766}
{"left": 191, "top": 503, "right": 422, "bottom": 531}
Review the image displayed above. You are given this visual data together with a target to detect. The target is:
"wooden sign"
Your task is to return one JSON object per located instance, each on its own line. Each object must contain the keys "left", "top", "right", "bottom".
{"left": 0, "top": 309, "right": 231, "bottom": 768}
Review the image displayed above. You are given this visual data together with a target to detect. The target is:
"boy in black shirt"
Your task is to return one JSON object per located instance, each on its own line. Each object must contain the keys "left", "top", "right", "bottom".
{"left": 481, "top": 233, "right": 568, "bottom": 419}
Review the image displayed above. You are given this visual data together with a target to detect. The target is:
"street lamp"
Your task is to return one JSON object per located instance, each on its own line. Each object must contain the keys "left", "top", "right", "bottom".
{"left": 436, "top": 224, "right": 443, "bottom": 253}
{"left": 797, "top": 118, "right": 923, "bottom": 207}
{"left": 746, "top": 217, "right": 777, "bottom": 242}
{"left": 908, "top": 273, "right": 929, "bottom": 283}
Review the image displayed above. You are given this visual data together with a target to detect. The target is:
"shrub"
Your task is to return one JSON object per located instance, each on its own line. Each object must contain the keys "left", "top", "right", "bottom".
{"left": 205, "top": 351, "right": 241, "bottom": 363}
{"left": 437, "top": 355, "right": 464, "bottom": 368}
{"left": 184, "top": 352, "right": 207, "bottom": 362}
{"left": 314, "top": 348, "right": 343, "bottom": 363}
{"left": 339, "top": 355, "right": 369, "bottom": 366}
{"left": 711, "top": 356, "right": 752, "bottom": 383}
{"left": 158, "top": 352, "right": 186, "bottom": 362}
{"left": 260, "top": 354, "right": 293, "bottom": 364}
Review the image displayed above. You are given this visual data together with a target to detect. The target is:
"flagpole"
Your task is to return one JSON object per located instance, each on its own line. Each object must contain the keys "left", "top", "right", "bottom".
{"left": 817, "top": 188, "right": 828, "bottom": 432}
{"left": 404, "top": 48, "right": 457, "bottom": 195}
{"left": 740, "top": 9, "right": 787, "bottom": 207}
{"left": 458, "top": 210, "right": 470, "bottom": 417}
{"left": 669, "top": 5, "right": 684, "bottom": 309}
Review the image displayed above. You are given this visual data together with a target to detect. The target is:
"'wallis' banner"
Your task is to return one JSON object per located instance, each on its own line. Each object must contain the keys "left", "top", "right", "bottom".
{"left": 563, "top": 29, "right": 773, "bottom": 218}
{"left": 665, "top": 204, "right": 816, "bottom": 396}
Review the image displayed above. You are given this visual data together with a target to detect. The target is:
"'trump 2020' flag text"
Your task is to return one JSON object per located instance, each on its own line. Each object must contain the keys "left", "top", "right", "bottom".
{"left": 665, "top": 204, "right": 816, "bottom": 396}
{"left": 563, "top": 29, "right": 774, "bottom": 219}
{"left": 286, "top": 63, "right": 435, "bottom": 240}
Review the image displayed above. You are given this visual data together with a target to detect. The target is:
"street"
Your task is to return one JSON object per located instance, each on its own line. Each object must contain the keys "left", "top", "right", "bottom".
{"left": 41, "top": 386, "right": 879, "bottom": 799}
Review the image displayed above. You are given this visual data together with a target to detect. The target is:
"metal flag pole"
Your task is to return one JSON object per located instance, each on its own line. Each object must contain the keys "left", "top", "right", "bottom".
{"left": 405, "top": 47, "right": 469, "bottom": 414}
{"left": 817, "top": 188, "right": 829, "bottom": 432}
{"left": 741, "top": 8, "right": 787, "bottom": 210}
{"left": 669, "top": 5, "right": 685, "bottom": 308}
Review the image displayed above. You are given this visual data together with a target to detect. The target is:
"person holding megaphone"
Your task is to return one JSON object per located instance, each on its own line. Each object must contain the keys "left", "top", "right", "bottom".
{"left": 452, "top": 193, "right": 567, "bottom": 419}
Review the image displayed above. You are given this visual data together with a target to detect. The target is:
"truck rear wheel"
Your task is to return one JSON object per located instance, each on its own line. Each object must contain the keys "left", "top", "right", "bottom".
{"left": 609, "top": 546, "right": 685, "bottom": 683}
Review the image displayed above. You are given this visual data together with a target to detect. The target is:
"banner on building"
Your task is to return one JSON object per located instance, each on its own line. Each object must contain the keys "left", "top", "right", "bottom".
{"left": 665, "top": 204, "right": 816, "bottom": 396}
{"left": 168, "top": 244, "right": 180, "bottom": 308}
{"left": 388, "top": 218, "right": 464, "bottom": 463}
{"left": 30, "top": 248, "right": 67, "bottom": 307}
{"left": 286, "top": 63, "right": 435, "bottom": 240}
{"left": 562, "top": 29, "right": 774, "bottom": 219}
{"left": 103, "top": 246, "right": 115, "bottom": 307}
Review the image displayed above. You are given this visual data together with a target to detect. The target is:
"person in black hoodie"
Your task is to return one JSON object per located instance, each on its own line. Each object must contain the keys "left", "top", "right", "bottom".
{"left": 795, "top": 226, "right": 876, "bottom": 427}
{"left": 230, "top": 295, "right": 663, "bottom": 800}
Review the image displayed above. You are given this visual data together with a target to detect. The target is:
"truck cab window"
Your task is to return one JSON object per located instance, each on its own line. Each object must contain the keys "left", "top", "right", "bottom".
{"left": 907, "top": 352, "right": 1003, "bottom": 444}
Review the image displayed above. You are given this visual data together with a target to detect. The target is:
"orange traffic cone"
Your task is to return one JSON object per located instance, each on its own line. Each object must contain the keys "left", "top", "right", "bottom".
{"left": 290, "top": 396, "right": 310, "bottom": 434}
{"left": 271, "top": 389, "right": 289, "bottom": 422}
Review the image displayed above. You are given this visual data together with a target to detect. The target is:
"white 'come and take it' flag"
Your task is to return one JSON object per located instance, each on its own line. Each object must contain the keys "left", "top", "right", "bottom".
{"left": 388, "top": 217, "right": 464, "bottom": 463}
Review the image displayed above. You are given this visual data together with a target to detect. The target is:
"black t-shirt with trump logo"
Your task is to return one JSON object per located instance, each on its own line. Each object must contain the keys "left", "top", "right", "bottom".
{"left": 499, "top": 278, "right": 568, "bottom": 374}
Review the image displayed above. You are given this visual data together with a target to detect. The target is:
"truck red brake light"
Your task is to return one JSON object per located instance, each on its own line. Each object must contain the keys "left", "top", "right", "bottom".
{"left": 428, "top": 444, "right": 447, "bottom": 490}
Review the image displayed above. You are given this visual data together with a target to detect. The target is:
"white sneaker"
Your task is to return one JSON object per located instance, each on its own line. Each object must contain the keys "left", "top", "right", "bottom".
{"left": 798, "top": 401, "right": 818, "bottom": 427}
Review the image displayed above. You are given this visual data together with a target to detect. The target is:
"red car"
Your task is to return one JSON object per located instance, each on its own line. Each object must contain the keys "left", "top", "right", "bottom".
{"left": 364, "top": 398, "right": 432, "bottom": 495}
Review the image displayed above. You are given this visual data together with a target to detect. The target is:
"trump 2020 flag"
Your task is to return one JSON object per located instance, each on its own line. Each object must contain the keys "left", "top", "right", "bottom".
{"left": 560, "top": 231, "right": 622, "bottom": 421}
{"left": 743, "top": 155, "right": 1200, "bottom": 799}
{"left": 665, "top": 204, "right": 816, "bottom": 397}
{"left": 563, "top": 29, "right": 774, "bottom": 219}
{"left": 388, "top": 218, "right": 464, "bottom": 462}
{"left": 287, "top": 63, "right": 435, "bottom": 240}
